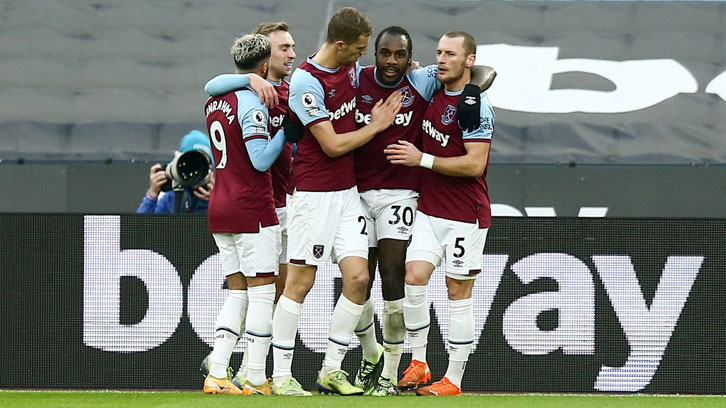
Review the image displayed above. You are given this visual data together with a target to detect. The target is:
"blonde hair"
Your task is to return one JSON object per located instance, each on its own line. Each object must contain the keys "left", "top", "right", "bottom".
{"left": 231, "top": 33, "right": 272, "bottom": 70}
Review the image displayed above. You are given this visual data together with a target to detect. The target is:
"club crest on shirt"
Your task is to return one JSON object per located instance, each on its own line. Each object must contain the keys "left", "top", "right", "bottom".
{"left": 398, "top": 86, "right": 414, "bottom": 108}
{"left": 313, "top": 244, "right": 325, "bottom": 259}
{"left": 348, "top": 67, "right": 357, "bottom": 87}
{"left": 441, "top": 104, "right": 457, "bottom": 125}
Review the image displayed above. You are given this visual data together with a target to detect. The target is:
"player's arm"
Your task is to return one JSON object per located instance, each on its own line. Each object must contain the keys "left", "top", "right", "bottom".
{"left": 237, "top": 92, "right": 285, "bottom": 171}
{"left": 458, "top": 66, "right": 496, "bottom": 132}
{"left": 289, "top": 69, "right": 401, "bottom": 157}
{"left": 384, "top": 139, "right": 490, "bottom": 177}
{"left": 470, "top": 65, "right": 496, "bottom": 92}
{"left": 204, "top": 73, "right": 278, "bottom": 107}
{"left": 310, "top": 91, "right": 402, "bottom": 158}
{"left": 245, "top": 129, "right": 287, "bottom": 171}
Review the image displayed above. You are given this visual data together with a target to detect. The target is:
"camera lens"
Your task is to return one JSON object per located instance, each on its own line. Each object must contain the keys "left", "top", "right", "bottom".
{"left": 175, "top": 151, "right": 209, "bottom": 186}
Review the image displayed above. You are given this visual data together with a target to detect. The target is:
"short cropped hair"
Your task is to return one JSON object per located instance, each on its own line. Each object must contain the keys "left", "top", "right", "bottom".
{"left": 444, "top": 31, "right": 476, "bottom": 56}
{"left": 375, "top": 26, "right": 413, "bottom": 55}
{"left": 231, "top": 33, "right": 272, "bottom": 71}
{"left": 325, "top": 7, "right": 372, "bottom": 45}
{"left": 252, "top": 21, "right": 289, "bottom": 37}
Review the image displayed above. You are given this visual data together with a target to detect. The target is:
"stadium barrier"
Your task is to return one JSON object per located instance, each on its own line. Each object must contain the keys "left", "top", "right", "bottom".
{"left": 1, "top": 215, "right": 723, "bottom": 393}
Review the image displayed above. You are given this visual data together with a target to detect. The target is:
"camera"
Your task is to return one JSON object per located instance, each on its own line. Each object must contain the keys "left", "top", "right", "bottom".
{"left": 159, "top": 150, "right": 211, "bottom": 192}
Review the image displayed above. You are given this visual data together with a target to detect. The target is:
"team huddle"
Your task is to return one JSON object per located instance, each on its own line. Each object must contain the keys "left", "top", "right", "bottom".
{"left": 201, "top": 7, "right": 496, "bottom": 397}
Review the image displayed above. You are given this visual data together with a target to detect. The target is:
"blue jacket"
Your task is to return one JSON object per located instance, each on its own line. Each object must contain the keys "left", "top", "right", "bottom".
{"left": 137, "top": 188, "right": 209, "bottom": 214}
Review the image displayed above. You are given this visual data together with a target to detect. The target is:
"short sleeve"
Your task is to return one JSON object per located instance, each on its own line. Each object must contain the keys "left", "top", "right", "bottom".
{"left": 463, "top": 93, "right": 495, "bottom": 142}
{"left": 407, "top": 64, "right": 442, "bottom": 101}
{"left": 236, "top": 91, "right": 270, "bottom": 141}
{"left": 288, "top": 69, "right": 329, "bottom": 127}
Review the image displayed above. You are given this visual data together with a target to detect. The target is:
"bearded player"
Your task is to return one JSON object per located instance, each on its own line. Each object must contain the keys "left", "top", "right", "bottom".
{"left": 202, "top": 21, "right": 308, "bottom": 395}
{"left": 384, "top": 31, "right": 495, "bottom": 396}
{"left": 202, "top": 33, "right": 287, "bottom": 395}
{"left": 351, "top": 26, "right": 495, "bottom": 396}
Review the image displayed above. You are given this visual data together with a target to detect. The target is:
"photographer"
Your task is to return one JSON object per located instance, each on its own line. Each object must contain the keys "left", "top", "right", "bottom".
{"left": 137, "top": 130, "right": 215, "bottom": 214}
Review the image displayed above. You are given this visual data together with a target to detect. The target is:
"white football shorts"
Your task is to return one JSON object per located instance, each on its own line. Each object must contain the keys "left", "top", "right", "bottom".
{"left": 406, "top": 211, "right": 489, "bottom": 280}
{"left": 213, "top": 224, "right": 281, "bottom": 278}
{"left": 287, "top": 186, "right": 368, "bottom": 266}
{"left": 359, "top": 188, "right": 419, "bottom": 247}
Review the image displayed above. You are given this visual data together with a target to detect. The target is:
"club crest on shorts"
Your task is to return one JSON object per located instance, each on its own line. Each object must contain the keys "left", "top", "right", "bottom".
{"left": 441, "top": 104, "right": 457, "bottom": 125}
{"left": 313, "top": 244, "right": 325, "bottom": 259}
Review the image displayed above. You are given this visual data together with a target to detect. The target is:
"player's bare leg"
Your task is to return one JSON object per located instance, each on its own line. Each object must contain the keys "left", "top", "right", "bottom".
{"left": 317, "top": 256, "right": 369, "bottom": 395}
{"left": 204, "top": 273, "right": 248, "bottom": 394}
{"left": 275, "top": 263, "right": 288, "bottom": 303}
{"left": 399, "top": 261, "right": 435, "bottom": 390}
{"left": 415, "top": 277, "right": 474, "bottom": 396}
{"left": 365, "top": 239, "right": 407, "bottom": 395}
{"left": 353, "top": 248, "right": 385, "bottom": 393}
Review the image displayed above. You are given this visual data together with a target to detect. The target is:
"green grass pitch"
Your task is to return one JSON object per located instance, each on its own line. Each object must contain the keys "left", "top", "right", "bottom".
{"left": 1, "top": 391, "right": 725, "bottom": 408}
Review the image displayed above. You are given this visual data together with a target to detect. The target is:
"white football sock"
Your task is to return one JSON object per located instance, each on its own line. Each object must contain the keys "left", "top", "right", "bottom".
{"left": 403, "top": 284, "right": 429, "bottom": 363}
{"left": 444, "top": 297, "right": 474, "bottom": 388}
{"left": 381, "top": 299, "right": 404, "bottom": 381}
{"left": 271, "top": 296, "right": 302, "bottom": 384}
{"left": 209, "top": 289, "right": 247, "bottom": 378}
{"left": 354, "top": 298, "right": 379, "bottom": 361}
{"left": 321, "top": 295, "right": 364, "bottom": 375}
{"left": 245, "top": 283, "right": 276, "bottom": 386}
{"left": 236, "top": 349, "right": 249, "bottom": 379}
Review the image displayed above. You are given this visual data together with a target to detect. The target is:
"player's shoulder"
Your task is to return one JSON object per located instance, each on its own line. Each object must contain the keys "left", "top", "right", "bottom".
{"left": 236, "top": 88, "right": 263, "bottom": 105}
{"left": 289, "top": 68, "right": 320, "bottom": 90}
{"left": 236, "top": 90, "right": 267, "bottom": 116}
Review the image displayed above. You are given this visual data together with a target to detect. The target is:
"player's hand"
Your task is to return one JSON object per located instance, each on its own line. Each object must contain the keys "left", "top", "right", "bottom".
{"left": 406, "top": 60, "right": 420, "bottom": 74}
{"left": 457, "top": 84, "right": 481, "bottom": 133}
{"left": 193, "top": 171, "right": 215, "bottom": 201}
{"left": 384, "top": 140, "right": 422, "bottom": 167}
{"left": 370, "top": 91, "right": 402, "bottom": 132}
{"left": 282, "top": 113, "right": 304, "bottom": 143}
{"left": 148, "top": 163, "right": 168, "bottom": 198}
{"left": 249, "top": 74, "right": 278, "bottom": 108}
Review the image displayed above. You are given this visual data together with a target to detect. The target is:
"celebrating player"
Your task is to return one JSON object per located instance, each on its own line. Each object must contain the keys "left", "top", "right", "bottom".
{"left": 352, "top": 26, "right": 496, "bottom": 395}
{"left": 202, "top": 33, "right": 286, "bottom": 395}
{"left": 202, "top": 21, "right": 307, "bottom": 395}
{"left": 384, "top": 31, "right": 495, "bottom": 396}
{"left": 270, "top": 7, "right": 401, "bottom": 396}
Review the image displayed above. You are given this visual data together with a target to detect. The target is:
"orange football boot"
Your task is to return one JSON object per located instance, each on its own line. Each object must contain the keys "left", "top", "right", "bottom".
{"left": 397, "top": 360, "right": 431, "bottom": 389}
{"left": 415, "top": 377, "right": 462, "bottom": 396}
{"left": 203, "top": 375, "right": 244, "bottom": 394}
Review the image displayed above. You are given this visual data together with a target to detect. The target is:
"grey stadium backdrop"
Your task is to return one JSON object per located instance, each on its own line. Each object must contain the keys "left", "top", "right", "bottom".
{"left": 0, "top": 0, "right": 725, "bottom": 394}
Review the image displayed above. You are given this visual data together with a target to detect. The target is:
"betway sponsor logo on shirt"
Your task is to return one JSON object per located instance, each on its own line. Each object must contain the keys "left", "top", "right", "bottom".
{"left": 329, "top": 97, "right": 356, "bottom": 121}
{"left": 422, "top": 118, "right": 450, "bottom": 147}
{"left": 270, "top": 114, "right": 284, "bottom": 129}
{"left": 355, "top": 110, "right": 413, "bottom": 127}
